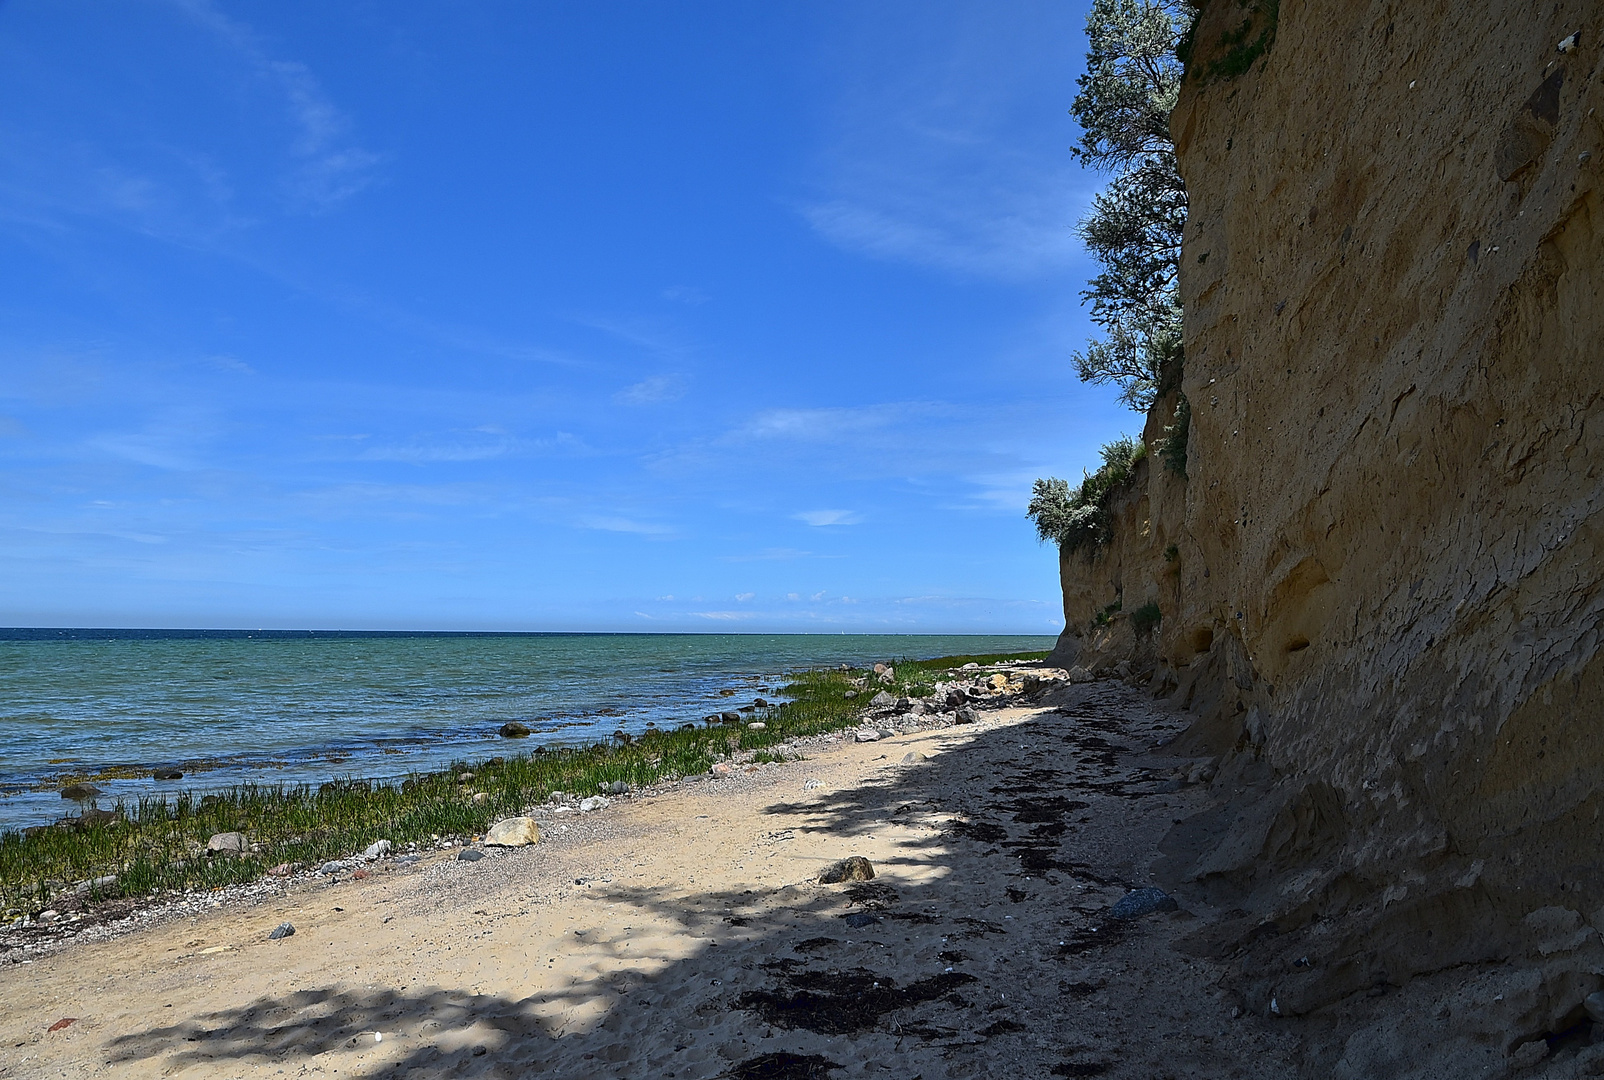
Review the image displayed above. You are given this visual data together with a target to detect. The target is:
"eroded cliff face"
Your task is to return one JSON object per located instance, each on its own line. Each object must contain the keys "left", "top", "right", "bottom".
{"left": 1057, "top": 0, "right": 1604, "bottom": 1066}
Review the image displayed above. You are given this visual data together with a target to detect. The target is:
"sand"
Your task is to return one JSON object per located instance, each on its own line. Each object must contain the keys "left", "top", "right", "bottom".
{"left": 0, "top": 682, "right": 1299, "bottom": 1079}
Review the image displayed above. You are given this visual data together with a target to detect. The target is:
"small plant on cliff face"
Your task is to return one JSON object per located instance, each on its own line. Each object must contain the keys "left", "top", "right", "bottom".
{"left": 1158, "top": 392, "right": 1190, "bottom": 476}
{"left": 1028, "top": 436, "right": 1148, "bottom": 555}
{"left": 1070, "top": 0, "right": 1193, "bottom": 411}
{"left": 1131, "top": 601, "right": 1163, "bottom": 635}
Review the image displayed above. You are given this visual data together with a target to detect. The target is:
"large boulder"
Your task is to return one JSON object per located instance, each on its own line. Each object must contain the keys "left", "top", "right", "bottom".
{"left": 206, "top": 831, "right": 248, "bottom": 855}
{"left": 483, "top": 817, "right": 541, "bottom": 847}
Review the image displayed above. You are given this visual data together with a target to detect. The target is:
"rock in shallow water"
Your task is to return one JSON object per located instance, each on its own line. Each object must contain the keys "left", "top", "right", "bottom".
{"left": 818, "top": 856, "right": 875, "bottom": 884}
{"left": 499, "top": 721, "right": 531, "bottom": 738}
{"left": 59, "top": 783, "right": 102, "bottom": 800}
{"left": 152, "top": 768, "right": 183, "bottom": 781}
{"left": 484, "top": 817, "right": 541, "bottom": 847}
{"left": 1109, "top": 887, "right": 1178, "bottom": 919}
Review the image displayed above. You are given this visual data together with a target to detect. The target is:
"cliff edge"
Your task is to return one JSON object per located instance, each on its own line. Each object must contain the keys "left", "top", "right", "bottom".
{"left": 1055, "top": 1, "right": 1604, "bottom": 1070}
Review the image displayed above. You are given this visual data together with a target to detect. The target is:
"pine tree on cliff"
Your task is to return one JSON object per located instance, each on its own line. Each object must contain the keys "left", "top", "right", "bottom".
{"left": 1069, "top": 0, "right": 1191, "bottom": 412}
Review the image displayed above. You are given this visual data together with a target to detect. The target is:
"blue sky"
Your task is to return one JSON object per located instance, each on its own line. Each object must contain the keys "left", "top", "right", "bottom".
{"left": 0, "top": 0, "right": 1130, "bottom": 632}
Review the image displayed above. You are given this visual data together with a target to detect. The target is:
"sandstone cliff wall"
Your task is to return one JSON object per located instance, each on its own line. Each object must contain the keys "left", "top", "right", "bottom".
{"left": 1055, "top": 0, "right": 1604, "bottom": 1058}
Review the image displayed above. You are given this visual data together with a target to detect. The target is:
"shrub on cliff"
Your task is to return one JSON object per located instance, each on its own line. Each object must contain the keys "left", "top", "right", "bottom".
{"left": 1069, "top": 0, "right": 1192, "bottom": 412}
{"left": 1028, "top": 436, "right": 1147, "bottom": 554}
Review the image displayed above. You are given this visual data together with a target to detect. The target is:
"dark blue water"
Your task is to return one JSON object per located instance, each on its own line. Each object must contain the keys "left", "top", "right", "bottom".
{"left": 0, "top": 631, "right": 1052, "bottom": 831}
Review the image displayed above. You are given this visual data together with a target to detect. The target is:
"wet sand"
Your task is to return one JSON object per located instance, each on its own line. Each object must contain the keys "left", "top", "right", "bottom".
{"left": 0, "top": 681, "right": 1298, "bottom": 1079}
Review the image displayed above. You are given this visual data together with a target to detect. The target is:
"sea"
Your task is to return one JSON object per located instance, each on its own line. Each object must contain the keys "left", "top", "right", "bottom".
{"left": 0, "top": 630, "right": 1055, "bottom": 833}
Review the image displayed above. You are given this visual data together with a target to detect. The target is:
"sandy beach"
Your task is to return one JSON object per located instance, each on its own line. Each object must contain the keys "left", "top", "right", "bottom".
{"left": 0, "top": 681, "right": 1297, "bottom": 1079}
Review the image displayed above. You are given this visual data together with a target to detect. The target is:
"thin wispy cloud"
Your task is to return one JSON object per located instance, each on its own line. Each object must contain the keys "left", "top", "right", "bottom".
{"left": 578, "top": 515, "right": 674, "bottom": 536}
{"left": 794, "top": 509, "right": 860, "bottom": 527}
{"left": 661, "top": 285, "right": 709, "bottom": 305}
{"left": 174, "top": 0, "right": 380, "bottom": 211}
{"left": 614, "top": 374, "right": 686, "bottom": 405}
{"left": 800, "top": 1, "right": 1092, "bottom": 280}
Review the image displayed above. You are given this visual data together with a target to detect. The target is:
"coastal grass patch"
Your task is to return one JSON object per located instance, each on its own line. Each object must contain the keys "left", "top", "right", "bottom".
{"left": 0, "top": 651, "right": 1042, "bottom": 920}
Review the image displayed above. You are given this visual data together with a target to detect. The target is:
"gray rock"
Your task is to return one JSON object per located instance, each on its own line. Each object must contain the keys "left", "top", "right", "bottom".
{"left": 843, "top": 690, "right": 858, "bottom": 699}
{"left": 955, "top": 707, "right": 977, "bottom": 724}
{"left": 59, "top": 783, "right": 102, "bottom": 800}
{"left": 1109, "top": 887, "right": 1178, "bottom": 919}
{"left": 457, "top": 772, "right": 475, "bottom": 783}
{"left": 843, "top": 912, "right": 881, "bottom": 928}
{"left": 206, "top": 831, "right": 248, "bottom": 855}
{"left": 579, "top": 795, "right": 610, "bottom": 812}
{"left": 747, "top": 721, "right": 767, "bottom": 731}
{"left": 721, "top": 711, "right": 742, "bottom": 724}
{"left": 604, "top": 780, "right": 631, "bottom": 795}
{"left": 484, "top": 817, "right": 541, "bottom": 847}
{"left": 499, "top": 721, "right": 531, "bottom": 738}
{"left": 870, "top": 690, "right": 896, "bottom": 707}
{"left": 457, "top": 848, "right": 485, "bottom": 862}
{"left": 902, "top": 751, "right": 929, "bottom": 764}
{"left": 855, "top": 729, "right": 882, "bottom": 742}
{"left": 268, "top": 921, "right": 295, "bottom": 940}
{"left": 362, "top": 839, "right": 392, "bottom": 860}
{"left": 319, "top": 859, "right": 350, "bottom": 874}
{"left": 152, "top": 768, "right": 183, "bottom": 781}
{"left": 818, "top": 856, "right": 875, "bottom": 884}
{"left": 1585, "top": 991, "right": 1604, "bottom": 1024}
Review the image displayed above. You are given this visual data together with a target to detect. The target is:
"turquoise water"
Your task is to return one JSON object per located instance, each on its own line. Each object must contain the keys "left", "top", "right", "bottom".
{"left": 0, "top": 631, "right": 1053, "bottom": 832}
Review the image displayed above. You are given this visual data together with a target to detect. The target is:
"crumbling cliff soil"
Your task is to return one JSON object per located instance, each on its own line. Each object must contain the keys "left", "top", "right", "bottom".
{"left": 1051, "top": 1, "right": 1604, "bottom": 1073}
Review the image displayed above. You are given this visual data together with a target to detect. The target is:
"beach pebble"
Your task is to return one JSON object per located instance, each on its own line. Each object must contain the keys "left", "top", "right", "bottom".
{"left": 59, "top": 783, "right": 102, "bottom": 800}
{"left": 747, "top": 721, "right": 767, "bottom": 731}
{"left": 457, "top": 849, "right": 485, "bottom": 862}
{"left": 152, "top": 768, "right": 183, "bottom": 781}
{"left": 902, "top": 751, "right": 929, "bottom": 764}
{"left": 206, "top": 832, "right": 248, "bottom": 855}
{"left": 268, "top": 921, "right": 295, "bottom": 940}
{"left": 499, "top": 721, "right": 531, "bottom": 738}
{"left": 856, "top": 729, "right": 882, "bottom": 742}
{"left": 819, "top": 856, "right": 875, "bottom": 884}
{"left": 1109, "top": 887, "right": 1178, "bottom": 919}
{"left": 362, "top": 840, "right": 393, "bottom": 860}
{"left": 579, "top": 796, "right": 610, "bottom": 812}
{"left": 484, "top": 817, "right": 541, "bottom": 847}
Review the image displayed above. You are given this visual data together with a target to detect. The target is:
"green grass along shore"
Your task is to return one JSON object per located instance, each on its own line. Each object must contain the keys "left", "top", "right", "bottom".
{"left": 1, "top": 651, "right": 1046, "bottom": 921}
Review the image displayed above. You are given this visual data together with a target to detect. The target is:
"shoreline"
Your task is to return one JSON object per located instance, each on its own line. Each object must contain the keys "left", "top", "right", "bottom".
{"left": 1, "top": 652, "right": 1051, "bottom": 940}
{"left": 0, "top": 677, "right": 1299, "bottom": 1079}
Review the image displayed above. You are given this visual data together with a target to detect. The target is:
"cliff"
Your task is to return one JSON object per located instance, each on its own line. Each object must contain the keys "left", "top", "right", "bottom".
{"left": 1055, "top": 0, "right": 1604, "bottom": 1069}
